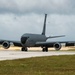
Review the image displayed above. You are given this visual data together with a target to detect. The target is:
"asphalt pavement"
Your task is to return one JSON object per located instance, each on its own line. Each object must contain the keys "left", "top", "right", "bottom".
{"left": 0, "top": 50, "right": 75, "bottom": 61}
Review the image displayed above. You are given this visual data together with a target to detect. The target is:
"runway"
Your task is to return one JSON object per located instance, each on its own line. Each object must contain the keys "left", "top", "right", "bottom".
{"left": 0, "top": 50, "right": 75, "bottom": 61}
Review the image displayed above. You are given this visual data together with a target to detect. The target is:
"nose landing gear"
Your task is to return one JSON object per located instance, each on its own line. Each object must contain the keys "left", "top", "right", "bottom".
{"left": 21, "top": 47, "right": 28, "bottom": 51}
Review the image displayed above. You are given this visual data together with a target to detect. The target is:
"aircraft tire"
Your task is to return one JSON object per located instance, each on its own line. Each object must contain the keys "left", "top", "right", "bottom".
{"left": 42, "top": 48, "right": 45, "bottom": 52}
{"left": 42, "top": 47, "right": 48, "bottom": 52}
{"left": 45, "top": 47, "right": 48, "bottom": 52}
{"left": 21, "top": 47, "right": 28, "bottom": 51}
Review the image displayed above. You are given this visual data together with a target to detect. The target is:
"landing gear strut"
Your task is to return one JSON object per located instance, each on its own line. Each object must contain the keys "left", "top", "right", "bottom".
{"left": 42, "top": 47, "right": 48, "bottom": 52}
{"left": 21, "top": 47, "right": 28, "bottom": 51}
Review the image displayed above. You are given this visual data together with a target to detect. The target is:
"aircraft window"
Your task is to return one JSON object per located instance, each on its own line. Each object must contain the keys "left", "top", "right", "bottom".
{"left": 21, "top": 37, "right": 29, "bottom": 44}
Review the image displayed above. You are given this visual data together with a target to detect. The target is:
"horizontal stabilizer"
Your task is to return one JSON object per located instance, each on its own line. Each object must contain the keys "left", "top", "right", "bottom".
{"left": 46, "top": 35, "right": 65, "bottom": 39}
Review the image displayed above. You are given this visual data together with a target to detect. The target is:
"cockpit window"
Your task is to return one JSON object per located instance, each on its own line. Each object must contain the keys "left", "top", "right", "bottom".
{"left": 21, "top": 37, "right": 29, "bottom": 44}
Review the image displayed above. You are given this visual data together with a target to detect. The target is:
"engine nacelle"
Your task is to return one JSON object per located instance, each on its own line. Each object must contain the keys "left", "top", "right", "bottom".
{"left": 2, "top": 41, "right": 10, "bottom": 49}
{"left": 54, "top": 43, "right": 62, "bottom": 50}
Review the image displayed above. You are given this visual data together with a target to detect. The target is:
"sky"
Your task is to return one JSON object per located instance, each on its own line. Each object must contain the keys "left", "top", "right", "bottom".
{"left": 0, "top": 0, "right": 75, "bottom": 41}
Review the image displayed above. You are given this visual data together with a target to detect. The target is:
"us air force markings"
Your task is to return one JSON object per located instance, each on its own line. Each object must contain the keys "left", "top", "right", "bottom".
{"left": 0, "top": 50, "right": 75, "bottom": 61}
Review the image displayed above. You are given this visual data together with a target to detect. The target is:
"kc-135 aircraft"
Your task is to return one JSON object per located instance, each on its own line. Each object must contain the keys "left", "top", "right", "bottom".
{"left": 0, "top": 14, "right": 75, "bottom": 52}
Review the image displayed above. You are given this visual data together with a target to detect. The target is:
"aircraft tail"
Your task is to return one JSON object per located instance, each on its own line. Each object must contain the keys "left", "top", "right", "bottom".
{"left": 41, "top": 14, "right": 47, "bottom": 35}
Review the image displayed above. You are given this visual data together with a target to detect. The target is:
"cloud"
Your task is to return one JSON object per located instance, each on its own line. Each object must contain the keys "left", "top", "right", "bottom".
{"left": 0, "top": 13, "right": 75, "bottom": 41}
{"left": 0, "top": 0, "right": 75, "bottom": 41}
{"left": 0, "top": 0, "right": 75, "bottom": 14}
{"left": 47, "top": 14, "right": 75, "bottom": 41}
{"left": 0, "top": 13, "right": 44, "bottom": 40}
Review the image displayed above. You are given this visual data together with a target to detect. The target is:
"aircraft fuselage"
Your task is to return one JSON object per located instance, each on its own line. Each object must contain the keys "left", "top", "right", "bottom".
{"left": 21, "top": 33, "right": 47, "bottom": 47}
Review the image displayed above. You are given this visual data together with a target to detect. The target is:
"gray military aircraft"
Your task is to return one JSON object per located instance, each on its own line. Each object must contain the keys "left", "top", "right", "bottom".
{"left": 0, "top": 14, "right": 75, "bottom": 52}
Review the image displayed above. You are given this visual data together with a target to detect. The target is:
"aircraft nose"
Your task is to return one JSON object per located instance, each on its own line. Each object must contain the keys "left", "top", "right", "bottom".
{"left": 21, "top": 37, "right": 29, "bottom": 45}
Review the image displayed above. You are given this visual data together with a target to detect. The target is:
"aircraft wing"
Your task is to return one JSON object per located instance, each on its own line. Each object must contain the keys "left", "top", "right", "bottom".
{"left": 35, "top": 41, "right": 75, "bottom": 47}
{"left": 0, "top": 40, "right": 22, "bottom": 47}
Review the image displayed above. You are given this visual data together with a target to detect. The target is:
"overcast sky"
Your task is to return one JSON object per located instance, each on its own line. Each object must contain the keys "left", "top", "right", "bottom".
{"left": 0, "top": 0, "right": 75, "bottom": 41}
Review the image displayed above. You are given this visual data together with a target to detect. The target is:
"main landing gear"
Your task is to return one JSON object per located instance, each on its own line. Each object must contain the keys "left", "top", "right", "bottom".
{"left": 21, "top": 47, "right": 28, "bottom": 51}
{"left": 42, "top": 47, "right": 48, "bottom": 52}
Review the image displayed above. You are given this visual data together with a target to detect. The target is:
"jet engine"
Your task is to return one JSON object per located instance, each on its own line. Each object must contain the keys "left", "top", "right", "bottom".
{"left": 2, "top": 41, "right": 10, "bottom": 49}
{"left": 54, "top": 43, "right": 62, "bottom": 50}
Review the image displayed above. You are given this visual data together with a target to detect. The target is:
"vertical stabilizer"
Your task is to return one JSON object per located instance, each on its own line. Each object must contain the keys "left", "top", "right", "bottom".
{"left": 42, "top": 14, "right": 47, "bottom": 35}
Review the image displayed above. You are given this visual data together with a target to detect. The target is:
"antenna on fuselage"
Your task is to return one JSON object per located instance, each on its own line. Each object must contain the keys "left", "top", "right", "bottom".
{"left": 42, "top": 14, "right": 47, "bottom": 35}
